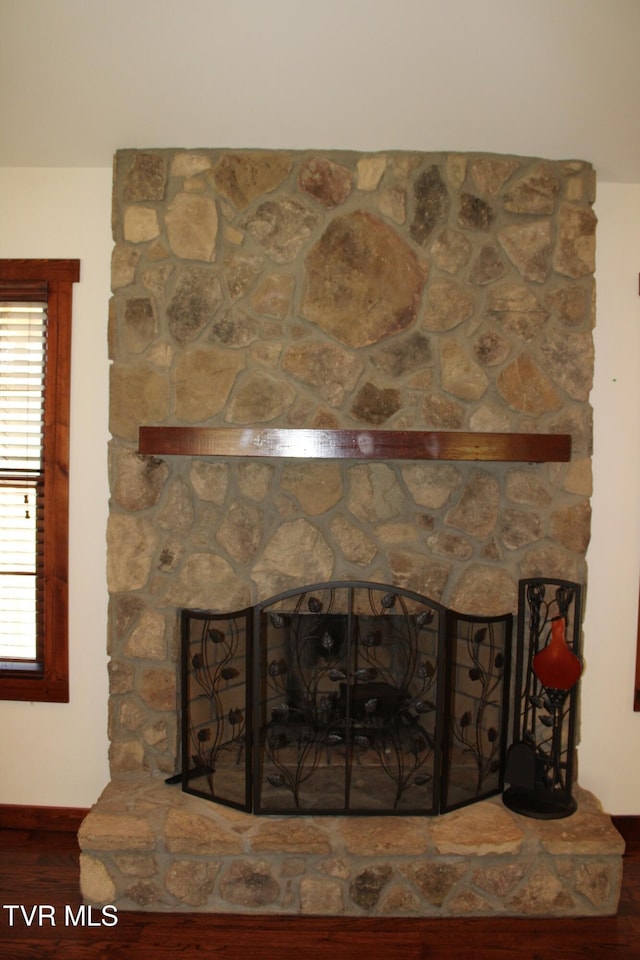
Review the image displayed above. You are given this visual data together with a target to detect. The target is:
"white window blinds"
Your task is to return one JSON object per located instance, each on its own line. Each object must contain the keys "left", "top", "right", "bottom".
{"left": 0, "top": 300, "right": 47, "bottom": 661}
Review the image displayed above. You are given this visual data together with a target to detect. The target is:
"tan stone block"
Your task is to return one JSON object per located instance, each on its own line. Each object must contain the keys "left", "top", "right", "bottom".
{"left": 486, "top": 282, "right": 549, "bottom": 342}
{"left": 350, "top": 864, "right": 393, "bottom": 910}
{"left": 139, "top": 667, "right": 176, "bottom": 712}
{"left": 299, "top": 156, "right": 353, "bottom": 207}
{"left": 540, "top": 330, "right": 594, "bottom": 401}
{"left": 505, "top": 469, "right": 552, "bottom": 507}
{"left": 250, "top": 820, "right": 331, "bottom": 854}
{"left": 376, "top": 522, "right": 419, "bottom": 544}
{"left": 118, "top": 698, "right": 147, "bottom": 732}
{"left": 330, "top": 514, "right": 378, "bottom": 566}
{"left": 281, "top": 463, "right": 343, "bottom": 516}
{"left": 472, "top": 861, "right": 529, "bottom": 898}
{"left": 538, "top": 809, "right": 625, "bottom": 856}
{"left": 378, "top": 881, "right": 422, "bottom": 914}
{"left": 114, "top": 854, "right": 158, "bottom": 878}
{"left": 377, "top": 186, "right": 406, "bottom": 224}
{"left": 388, "top": 549, "right": 450, "bottom": 599}
{"left": 165, "top": 859, "right": 219, "bottom": 907}
{"left": 164, "top": 552, "right": 251, "bottom": 610}
{"left": 553, "top": 203, "right": 597, "bottom": 278}
{"left": 283, "top": 341, "right": 363, "bottom": 407}
{"left": 440, "top": 339, "right": 489, "bottom": 401}
{"left": 559, "top": 457, "right": 593, "bottom": 497}
{"left": 220, "top": 860, "right": 280, "bottom": 907}
{"left": 107, "top": 515, "right": 158, "bottom": 593}
{"left": 401, "top": 861, "right": 467, "bottom": 907}
{"left": 166, "top": 267, "right": 223, "bottom": 343}
{"left": 111, "top": 244, "right": 140, "bottom": 289}
{"left": 174, "top": 346, "right": 245, "bottom": 422}
{"left": 109, "top": 739, "right": 146, "bottom": 776}
{"left": 468, "top": 403, "right": 511, "bottom": 432}
{"left": 78, "top": 812, "right": 155, "bottom": 851}
{"left": 108, "top": 660, "right": 134, "bottom": 695}
{"left": 319, "top": 857, "right": 351, "bottom": 880}
{"left": 574, "top": 861, "right": 623, "bottom": 910}
{"left": 340, "top": 817, "right": 430, "bottom": 856}
{"left": 446, "top": 154, "right": 467, "bottom": 190}
{"left": 299, "top": 876, "right": 344, "bottom": 914}
{"left": 427, "top": 531, "right": 473, "bottom": 561}
{"left": 213, "top": 152, "right": 292, "bottom": 209}
{"left": 445, "top": 469, "right": 500, "bottom": 539}
{"left": 228, "top": 369, "right": 297, "bottom": 424}
{"left": 123, "top": 206, "right": 160, "bottom": 243}
{"left": 422, "top": 277, "right": 473, "bottom": 331}
{"left": 109, "top": 363, "right": 169, "bottom": 442}
{"left": 550, "top": 501, "right": 592, "bottom": 554}
{"left": 112, "top": 447, "right": 169, "bottom": 512}
{"left": 356, "top": 155, "right": 387, "bottom": 191}
{"left": 125, "top": 880, "right": 163, "bottom": 907}
{"left": 251, "top": 272, "right": 295, "bottom": 319}
{"left": 171, "top": 152, "right": 212, "bottom": 178}
{"left": 449, "top": 565, "right": 518, "bottom": 616}
{"left": 79, "top": 854, "right": 117, "bottom": 904}
{"left": 252, "top": 519, "right": 334, "bottom": 597}
{"left": 165, "top": 808, "right": 243, "bottom": 855}
{"left": 401, "top": 463, "right": 461, "bottom": 510}
{"left": 445, "top": 886, "right": 495, "bottom": 915}
{"left": 499, "top": 509, "right": 543, "bottom": 550}
{"left": 190, "top": 461, "right": 229, "bottom": 505}
{"left": 302, "top": 211, "right": 427, "bottom": 346}
{"left": 237, "top": 462, "right": 274, "bottom": 502}
{"left": 503, "top": 163, "right": 560, "bottom": 214}
{"left": 506, "top": 861, "right": 575, "bottom": 915}
{"left": 124, "top": 609, "right": 167, "bottom": 660}
{"left": 470, "top": 157, "right": 520, "bottom": 197}
{"left": 165, "top": 192, "right": 217, "bottom": 262}
{"left": 216, "top": 499, "right": 262, "bottom": 563}
{"left": 520, "top": 542, "right": 583, "bottom": 583}
{"left": 431, "top": 801, "right": 524, "bottom": 855}
{"left": 498, "top": 221, "right": 553, "bottom": 282}
{"left": 244, "top": 197, "right": 319, "bottom": 263}
{"left": 496, "top": 352, "right": 562, "bottom": 416}
{"left": 430, "top": 228, "right": 471, "bottom": 274}
{"left": 345, "top": 463, "right": 405, "bottom": 524}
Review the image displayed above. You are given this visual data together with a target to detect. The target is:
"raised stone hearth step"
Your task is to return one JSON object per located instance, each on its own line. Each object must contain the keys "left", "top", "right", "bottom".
{"left": 78, "top": 781, "right": 624, "bottom": 917}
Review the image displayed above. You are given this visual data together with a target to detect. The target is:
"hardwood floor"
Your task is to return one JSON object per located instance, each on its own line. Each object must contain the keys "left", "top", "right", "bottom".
{"left": 1, "top": 821, "right": 639, "bottom": 960}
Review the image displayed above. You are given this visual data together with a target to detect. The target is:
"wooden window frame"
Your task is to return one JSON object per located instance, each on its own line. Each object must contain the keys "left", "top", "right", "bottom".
{"left": 0, "top": 259, "right": 79, "bottom": 702}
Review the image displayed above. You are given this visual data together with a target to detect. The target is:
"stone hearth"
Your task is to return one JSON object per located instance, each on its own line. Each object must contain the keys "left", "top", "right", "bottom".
{"left": 79, "top": 782, "right": 623, "bottom": 916}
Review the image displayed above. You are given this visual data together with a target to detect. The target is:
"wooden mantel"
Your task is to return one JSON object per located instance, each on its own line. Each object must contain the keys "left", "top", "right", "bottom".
{"left": 139, "top": 427, "right": 571, "bottom": 462}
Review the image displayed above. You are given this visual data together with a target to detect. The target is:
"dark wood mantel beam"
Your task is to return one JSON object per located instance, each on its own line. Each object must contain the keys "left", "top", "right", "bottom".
{"left": 139, "top": 427, "right": 571, "bottom": 462}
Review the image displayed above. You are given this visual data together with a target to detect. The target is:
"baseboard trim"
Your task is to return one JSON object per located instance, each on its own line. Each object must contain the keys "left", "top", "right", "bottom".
{"left": 612, "top": 815, "right": 640, "bottom": 845}
{"left": 0, "top": 804, "right": 90, "bottom": 832}
{"left": 0, "top": 805, "right": 637, "bottom": 838}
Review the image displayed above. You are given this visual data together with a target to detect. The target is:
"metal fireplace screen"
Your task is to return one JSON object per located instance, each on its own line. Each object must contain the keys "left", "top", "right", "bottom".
{"left": 181, "top": 581, "right": 513, "bottom": 816}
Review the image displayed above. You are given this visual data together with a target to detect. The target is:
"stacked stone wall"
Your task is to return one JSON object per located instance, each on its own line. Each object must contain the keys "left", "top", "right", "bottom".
{"left": 107, "top": 149, "right": 596, "bottom": 780}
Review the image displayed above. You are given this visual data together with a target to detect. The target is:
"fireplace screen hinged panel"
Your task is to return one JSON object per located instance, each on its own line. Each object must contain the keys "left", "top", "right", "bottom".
{"left": 181, "top": 581, "right": 513, "bottom": 816}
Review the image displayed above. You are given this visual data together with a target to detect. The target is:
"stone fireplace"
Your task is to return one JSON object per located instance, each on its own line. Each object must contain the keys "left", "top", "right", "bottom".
{"left": 78, "top": 148, "right": 624, "bottom": 915}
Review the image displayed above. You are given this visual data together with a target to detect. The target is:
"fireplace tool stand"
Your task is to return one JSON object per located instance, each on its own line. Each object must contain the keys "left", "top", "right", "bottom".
{"left": 503, "top": 578, "right": 583, "bottom": 819}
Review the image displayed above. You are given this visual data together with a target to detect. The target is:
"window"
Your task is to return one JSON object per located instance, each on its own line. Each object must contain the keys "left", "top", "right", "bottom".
{"left": 0, "top": 260, "right": 79, "bottom": 702}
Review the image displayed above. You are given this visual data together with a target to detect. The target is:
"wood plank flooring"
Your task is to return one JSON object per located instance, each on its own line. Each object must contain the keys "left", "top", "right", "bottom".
{"left": 1, "top": 820, "right": 639, "bottom": 960}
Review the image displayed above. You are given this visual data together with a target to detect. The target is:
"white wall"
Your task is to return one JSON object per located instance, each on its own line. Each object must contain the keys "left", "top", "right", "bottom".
{"left": 0, "top": 170, "right": 638, "bottom": 814}
{"left": 0, "top": 168, "right": 111, "bottom": 807}
{"left": 579, "top": 182, "right": 640, "bottom": 813}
